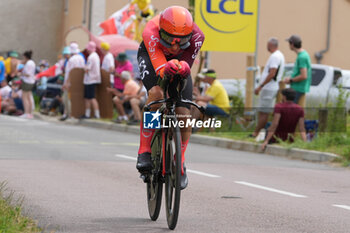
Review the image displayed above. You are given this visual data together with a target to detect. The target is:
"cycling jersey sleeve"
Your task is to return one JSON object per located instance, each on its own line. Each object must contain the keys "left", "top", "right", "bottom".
{"left": 142, "top": 16, "right": 167, "bottom": 77}
{"left": 180, "top": 23, "right": 205, "bottom": 68}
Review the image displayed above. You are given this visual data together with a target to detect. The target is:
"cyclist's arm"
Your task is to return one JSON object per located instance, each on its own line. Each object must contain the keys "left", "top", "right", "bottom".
{"left": 142, "top": 16, "right": 167, "bottom": 78}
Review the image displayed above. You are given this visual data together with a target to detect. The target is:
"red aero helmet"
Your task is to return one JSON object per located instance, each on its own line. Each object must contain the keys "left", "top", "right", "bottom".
{"left": 159, "top": 6, "right": 193, "bottom": 37}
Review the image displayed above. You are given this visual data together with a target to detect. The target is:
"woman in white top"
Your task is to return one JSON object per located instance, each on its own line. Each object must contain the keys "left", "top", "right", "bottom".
{"left": 20, "top": 50, "right": 36, "bottom": 119}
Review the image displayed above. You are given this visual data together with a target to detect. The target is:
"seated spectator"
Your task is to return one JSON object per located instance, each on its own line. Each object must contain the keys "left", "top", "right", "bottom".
{"left": 193, "top": 69, "right": 230, "bottom": 118}
{"left": 1, "top": 79, "right": 23, "bottom": 115}
{"left": 107, "top": 71, "right": 140, "bottom": 123}
{"left": 261, "top": 88, "right": 307, "bottom": 150}
{"left": 114, "top": 53, "right": 133, "bottom": 92}
{"left": 127, "top": 76, "right": 147, "bottom": 125}
{"left": 1, "top": 79, "right": 12, "bottom": 113}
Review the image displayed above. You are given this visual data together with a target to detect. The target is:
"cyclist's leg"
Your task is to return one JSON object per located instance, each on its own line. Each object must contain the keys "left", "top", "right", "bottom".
{"left": 169, "top": 74, "right": 193, "bottom": 170}
{"left": 137, "top": 42, "right": 163, "bottom": 171}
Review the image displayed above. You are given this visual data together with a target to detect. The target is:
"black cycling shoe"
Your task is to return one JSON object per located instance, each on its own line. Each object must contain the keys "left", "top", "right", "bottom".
{"left": 180, "top": 164, "right": 188, "bottom": 190}
{"left": 136, "top": 152, "right": 153, "bottom": 173}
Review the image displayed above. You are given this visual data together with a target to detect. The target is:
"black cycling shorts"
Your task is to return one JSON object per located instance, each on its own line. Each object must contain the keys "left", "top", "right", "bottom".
{"left": 137, "top": 42, "right": 192, "bottom": 109}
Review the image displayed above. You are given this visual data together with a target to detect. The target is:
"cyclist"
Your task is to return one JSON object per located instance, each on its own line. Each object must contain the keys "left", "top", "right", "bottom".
{"left": 136, "top": 6, "right": 204, "bottom": 189}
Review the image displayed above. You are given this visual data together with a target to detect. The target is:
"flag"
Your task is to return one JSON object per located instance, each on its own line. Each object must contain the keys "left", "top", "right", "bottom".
{"left": 99, "top": 4, "right": 136, "bottom": 38}
{"left": 36, "top": 64, "right": 58, "bottom": 79}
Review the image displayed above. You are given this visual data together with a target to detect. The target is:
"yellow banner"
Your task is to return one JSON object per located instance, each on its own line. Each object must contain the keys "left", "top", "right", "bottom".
{"left": 195, "top": 0, "right": 258, "bottom": 52}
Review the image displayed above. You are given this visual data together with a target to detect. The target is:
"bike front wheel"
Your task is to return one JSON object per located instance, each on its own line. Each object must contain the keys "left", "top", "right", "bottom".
{"left": 164, "top": 124, "right": 182, "bottom": 230}
{"left": 147, "top": 173, "right": 163, "bottom": 221}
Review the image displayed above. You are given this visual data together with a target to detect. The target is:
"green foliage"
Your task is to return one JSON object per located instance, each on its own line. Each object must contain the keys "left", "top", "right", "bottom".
{"left": 0, "top": 182, "right": 41, "bottom": 233}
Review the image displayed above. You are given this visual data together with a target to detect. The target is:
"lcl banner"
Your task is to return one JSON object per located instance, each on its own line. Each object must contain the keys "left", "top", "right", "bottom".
{"left": 195, "top": 0, "right": 258, "bottom": 52}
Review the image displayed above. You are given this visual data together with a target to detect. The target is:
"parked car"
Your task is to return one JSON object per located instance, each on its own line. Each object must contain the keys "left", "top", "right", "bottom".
{"left": 283, "top": 63, "right": 350, "bottom": 110}
{"left": 220, "top": 64, "right": 350, "bottom": 111}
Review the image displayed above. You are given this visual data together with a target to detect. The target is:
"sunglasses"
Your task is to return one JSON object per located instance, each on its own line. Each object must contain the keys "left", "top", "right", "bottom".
{"left": 159, "top": 29, "right": 192, "bottom": 50}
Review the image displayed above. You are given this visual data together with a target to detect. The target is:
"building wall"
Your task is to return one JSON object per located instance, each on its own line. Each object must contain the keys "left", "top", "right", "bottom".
{"left": 2, "top": 0, "right": 349, "bottom": 78}
{"left": 0, "top": 0, "right": 63, "bottom": 64}
{"left": 104, "top": 0, "right": 350, "bottom": 79}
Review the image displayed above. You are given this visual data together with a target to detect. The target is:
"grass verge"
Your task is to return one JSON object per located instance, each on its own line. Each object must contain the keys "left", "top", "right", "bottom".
{"left": 0, "top": 181, "right": 41, "bottom": 233}
{"left": 198, "top": 115, "right": 350, "bottom": 166}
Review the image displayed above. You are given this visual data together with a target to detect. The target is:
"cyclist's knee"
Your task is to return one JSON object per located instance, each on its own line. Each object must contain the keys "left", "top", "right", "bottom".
{"left": 148, "top": 85, "right": 163, "bottom": 100}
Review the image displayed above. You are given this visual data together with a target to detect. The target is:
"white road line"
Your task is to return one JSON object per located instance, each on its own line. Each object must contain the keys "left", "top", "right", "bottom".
{"left": 235, "top": 181, "right": 307, "bottom": 198}
{"left": 115, "top": 154, "right": 221, "bottom": 178}
{"left": 333, "top": 205, "right": 350, "bottom": 211}
{"left": 187, "top": 169, "right": 221, "bottom": 178}
{"left": 115, "top": 154, "right": 137, "bottom": 161}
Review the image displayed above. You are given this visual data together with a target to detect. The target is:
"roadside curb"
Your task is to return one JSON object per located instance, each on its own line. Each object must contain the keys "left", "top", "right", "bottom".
{"left": 33, "top": 113, "right": 339, "bottom": 163}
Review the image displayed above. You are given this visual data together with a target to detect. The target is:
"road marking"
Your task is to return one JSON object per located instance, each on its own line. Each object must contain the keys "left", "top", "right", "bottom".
{"left": 115, "top": 154, "right": 221, "bottom": 178}
{"left": 187, "top": 169, "right": 221, "bottom": 178}
{"left": 333, "top": 205, "right": 350, "bottom": 211}
{"left": 18, "top": 140, "right": 40, "bottom": 144}
{"left": 235, "top": 181, "right": 307, "bottom": 198}
{"left": 115, "top": 154, "right": 137, "bottom": 161}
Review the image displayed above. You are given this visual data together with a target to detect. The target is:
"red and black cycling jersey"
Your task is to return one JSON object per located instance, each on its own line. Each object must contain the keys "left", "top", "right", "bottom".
{"left": 142, "top": 15, "right": 205, "bottom": 78}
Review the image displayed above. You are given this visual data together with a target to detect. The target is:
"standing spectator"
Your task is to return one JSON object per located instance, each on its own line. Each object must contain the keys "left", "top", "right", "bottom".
{"left": 283, "top": 35, "right": 312, "bottom": 107}
{"left": 261, "top": 88, "right": 307, "bottom": 150}
{"left": 100, "top": 42, "right": 115, "bottom": 86}
{"left": 107, "top": 71, "right": 139, "bottom": 123}
{"left": 4, "top": 51, "right": 20, "bottom": 83}
{"left": 193, "top": 69, "right": 230, "bottom": 118}
{"left": 19, "top": 50, "right": 36, "bottom": 119}
{"left": 58, "top": 46, "right": 71, "bottom": 76}
{"left": 0, "top": 57, "right": 5, "bottom": 84}
{"left": 252, "top": 38, "right": 285, "bottom": 137}
{"left": 82, "top": 41, "right": 101, "bottom": 119}
{"left": 61, "top": 42, "right": 85, "bottom": 121}
{"left": 114, "top": 53, "right": 133, "bottom": 92}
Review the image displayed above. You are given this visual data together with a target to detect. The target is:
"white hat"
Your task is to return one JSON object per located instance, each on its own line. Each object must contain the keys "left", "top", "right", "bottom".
{"left": 69, "top": 42, "right": 80, "bottom": 54}
{"left": 121, "top": 71, "right": 132, "bottom": 80}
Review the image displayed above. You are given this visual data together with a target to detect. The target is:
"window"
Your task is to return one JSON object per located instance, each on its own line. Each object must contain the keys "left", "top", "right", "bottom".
{"left": 283, "top": 66, "right": 326, "bottom": 86}
{"left": 311, "top": 69, "right": 326, "bottom": 86}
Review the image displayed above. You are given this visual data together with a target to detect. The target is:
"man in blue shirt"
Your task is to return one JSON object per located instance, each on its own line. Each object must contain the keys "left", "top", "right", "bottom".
{"left": 0, "top": 59, "right": 5, "bottom": 84}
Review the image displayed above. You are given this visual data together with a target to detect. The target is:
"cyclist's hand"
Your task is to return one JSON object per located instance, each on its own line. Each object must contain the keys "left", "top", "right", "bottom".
{"left": 178, "top": 61, "right": 190, "bottom": 77}
{"left": 164, "top": 59, "right": 180, "bottom": 78}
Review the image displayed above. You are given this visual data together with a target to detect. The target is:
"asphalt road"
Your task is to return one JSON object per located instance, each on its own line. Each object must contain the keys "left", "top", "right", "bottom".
{"left": 0, "top": 115, "right": 349, "bottom": 233}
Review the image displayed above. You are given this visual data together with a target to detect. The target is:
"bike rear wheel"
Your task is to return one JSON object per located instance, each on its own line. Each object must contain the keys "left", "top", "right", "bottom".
{"left": 164, "top": 123, "right": 182, "bottom": 230}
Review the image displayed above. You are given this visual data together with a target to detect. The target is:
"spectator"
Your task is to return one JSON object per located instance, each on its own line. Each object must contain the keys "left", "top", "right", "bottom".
{"left": 283, "top": 35, "right": 312, "bottom": 108}
{"left": 19, "top": 50, "right": 36, "bottom": 119}
{"left": 1, "top": 79, "right": 24, "bottom": 115}
{"left": 107, "top": 71, "right": 140, "bottom": 123}
{"left": 252, "top": 38, "right": 285, "bottom": 137}
{"left": 0, "top": 57, "right": 5, "bottom": 84}
{"left": 261, "top": 88, "right": 307, "bottom": 150}
{"left": 114, "top": 53, "right": 133, "bottom": 92}
{"left": 100, "top": 42, "right": 115, "bottom": 86}
{"left": 61, "top": 42, "right": 85, "bottom": 121}
{"left": 127, "top": 76, "right": 147, "bottom": 125}
{"left": 0, "top": 79, "right": 12, "bottom": 113}
{"left": 193, "top": 69, "right": 230, "bottom": 118}
{"left": 82, "top": 41, "right": 101, "bottom": 119}
{"left": 4, "top": 51, "right": 20, "bottom": 83}
{"left": 36, "top": 60, "right": 50, "bottom": 101}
